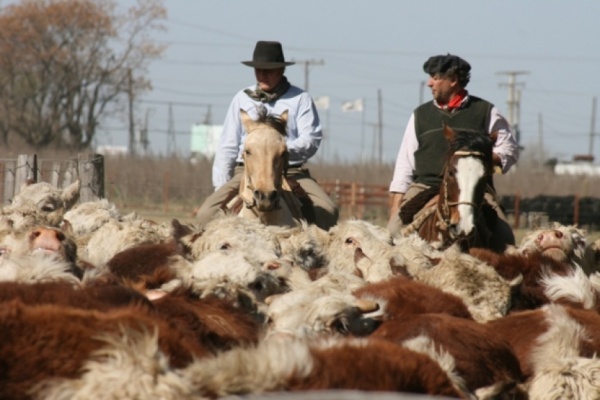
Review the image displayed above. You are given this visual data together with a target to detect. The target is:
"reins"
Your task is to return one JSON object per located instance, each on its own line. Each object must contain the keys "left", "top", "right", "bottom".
{"left": 436, "top": 150, "right": 486, "bottom": 232}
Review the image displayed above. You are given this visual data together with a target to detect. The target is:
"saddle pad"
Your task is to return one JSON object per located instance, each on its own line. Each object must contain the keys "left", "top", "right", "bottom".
{"left": 399, "top": 186, "right": 439, "bottom": 224}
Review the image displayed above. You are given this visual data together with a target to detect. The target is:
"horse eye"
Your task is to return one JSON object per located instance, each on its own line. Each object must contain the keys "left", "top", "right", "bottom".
{"left": 244, "top": 149, "right": 251, "bottom": 156}
{"left": 345, "top": 238, "right": 354, "bottom": 245}
{"left": 219, "top": 243, "right": 231, "bottom": 250}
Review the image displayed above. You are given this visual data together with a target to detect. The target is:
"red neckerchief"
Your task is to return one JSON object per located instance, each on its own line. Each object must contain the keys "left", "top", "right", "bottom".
{"left": 442, "top": 90, "right": 468, "bottom": 110}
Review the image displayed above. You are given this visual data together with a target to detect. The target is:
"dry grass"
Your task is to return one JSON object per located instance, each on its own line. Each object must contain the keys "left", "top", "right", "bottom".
{"left": 3, "top": 147, "right": 599, "bottom": 231}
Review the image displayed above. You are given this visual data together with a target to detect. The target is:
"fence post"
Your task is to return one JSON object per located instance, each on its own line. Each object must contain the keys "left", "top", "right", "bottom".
{"left": 163, "top": 171, "right": 170, "bottom": 213}
{"left": 574, "top": 194, "right": 580, "bottom": 226}
{"left": 2, "top": 160, "right": 16, "bottom": 204}
{"left": 78, "top": 153, "right": 104, "bottom": 202}
{"left": 513, "top": 193, "right": 520, "bottom": 229}
{"left": 14, "top": 154, "right": 37, "bottom": 196}
{"left": 49, "top": 161, "right": 61, "bottom": 188}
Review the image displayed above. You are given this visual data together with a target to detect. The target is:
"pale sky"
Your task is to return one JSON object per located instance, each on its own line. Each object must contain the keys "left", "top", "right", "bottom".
{"left": 101, "top": 0, "right": 600, "bottom": 164}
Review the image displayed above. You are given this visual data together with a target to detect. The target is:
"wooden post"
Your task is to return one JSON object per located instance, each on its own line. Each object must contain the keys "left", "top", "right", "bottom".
{"left": 15, "top": 154, "right": 37, "bottom": 195}
{"left": 574, "top": 194, "right": 580, "bottom": 226}
{"left": 78, "top": 153, "right": 104, "bottom": 202}
{"left": 2, "top": 160, "right": 16, "bottom": 204}
{"left": 350, "top": 182, "right": 357, "bottom": 218}
{"left": 163, "top": 171, "right": 170, "bottom": 213}
{"left": 62, "top": 159, "right": 77, "bottom": 188}
{"left": 514, "top": 193, "right": 520, "bottom": 229}
{"left": 50, "top": 161, "right": 61, "bottom": 188}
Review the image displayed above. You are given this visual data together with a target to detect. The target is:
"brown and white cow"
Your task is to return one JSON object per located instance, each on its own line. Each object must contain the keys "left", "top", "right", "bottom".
{"left": 34, "top": 334, "right": 467, "bottom": 399}
{"left": 1, "top": 180, "right": 80, "bottom": 229}
{"left": 486, "top": 303, "right": 600, "bottom": 399}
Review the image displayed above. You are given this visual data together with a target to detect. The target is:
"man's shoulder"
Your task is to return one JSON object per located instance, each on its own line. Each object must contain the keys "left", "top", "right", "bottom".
{"left": 467, "top": 95, "right": 493, "bottom": 108}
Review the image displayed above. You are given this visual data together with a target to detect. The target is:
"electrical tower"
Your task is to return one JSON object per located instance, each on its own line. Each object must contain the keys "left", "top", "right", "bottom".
{"left": 139, "top": 109, "right": 150, "bottom": 154}
{"left": 166, "top": 103, "right": 176, "bottom": 156}
{"left": 290, "top": 59, "right": 324, "bottom": 92}
{"left": 497, "top": 70, "right": 529, "bottom": 147}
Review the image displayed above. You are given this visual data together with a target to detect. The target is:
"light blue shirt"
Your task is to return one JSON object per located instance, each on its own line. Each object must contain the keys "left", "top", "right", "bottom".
{"left": 212, "top": 83, "right": 322, "bottom": 189}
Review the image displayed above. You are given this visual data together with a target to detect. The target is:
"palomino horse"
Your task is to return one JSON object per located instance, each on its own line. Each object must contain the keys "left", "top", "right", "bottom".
{"left": 235, "top": 108, "right": 304, "bottom": 226}
{"left": 402, "top": 125, "right": 499, "bottom": 251}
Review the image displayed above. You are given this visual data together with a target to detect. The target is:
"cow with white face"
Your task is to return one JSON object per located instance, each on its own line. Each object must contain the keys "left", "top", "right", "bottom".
{"left": 518, "top": 223, "right": 587, "bottom": 267}
{"left": 1, "top": 180, "right": 81, "bottom": 229}
{"left": 0, "top": 225, "right": 82, "bottom": 283}
{"left": 181, "top": 215, "right": 283, "bottom": 265}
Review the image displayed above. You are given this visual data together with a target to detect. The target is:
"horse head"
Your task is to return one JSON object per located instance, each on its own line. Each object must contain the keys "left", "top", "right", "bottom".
{"left": 438, "top": 124, "right": 496, "bottom": 244}
{"left": 240, "top": 107, "right": 289, "bottom": 212}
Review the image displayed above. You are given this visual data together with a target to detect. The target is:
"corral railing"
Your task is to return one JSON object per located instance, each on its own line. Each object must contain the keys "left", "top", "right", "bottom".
{"left": 0, "top": 153, "right": 104, "bottom": 204}
{"left": 319, "top": 181, "right": 600, "bottom": 230}
{"left": 0, "top": 154, "right": 598, "bottom": 230}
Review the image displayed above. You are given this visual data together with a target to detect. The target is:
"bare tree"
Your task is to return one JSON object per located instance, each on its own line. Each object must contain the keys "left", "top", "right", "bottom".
{"left": 0, "top": 0, "right": 166, "bottom": 150}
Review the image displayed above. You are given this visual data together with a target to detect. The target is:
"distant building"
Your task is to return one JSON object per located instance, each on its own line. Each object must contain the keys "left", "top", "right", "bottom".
{"left": 190, "top": 124, "right": 222, "bottom": 160}
{"left": 96, "top": 145, "right": 128, "bottom": 156}
{"left": 554, "top": 154, "right": 600, "bottom": 176}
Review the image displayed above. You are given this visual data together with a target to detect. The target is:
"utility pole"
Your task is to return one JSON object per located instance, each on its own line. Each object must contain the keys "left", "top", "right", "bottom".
{"left": 127, "top": 68, "right": 136, "bottom": 156}
{"left": 139, "top": 109, "right": 150, "bottom": 154}
{"left": 166, "top": 103, "right": 176, "bottom": 156}
{"left": 538, "top": 113, "right": 544, "bottom": 166}
{"left": 290, "top": 59, "right": 324, "bottom": 92}
{"left": 203, "top": 105, "right": 212, "bottom": 125}
{"left": 589, "top": 96, "right": 597, "bottom": 158}
{"left": 497, "top": 70, "right": 528, "bottom": 147}
{"left": 377, "top": 89, "right": 383, "bottom": 165}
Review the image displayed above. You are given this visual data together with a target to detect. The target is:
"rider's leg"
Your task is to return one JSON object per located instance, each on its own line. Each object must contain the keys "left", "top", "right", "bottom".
{"left": 387, "top": 183, "right": 429, "bottom": 236}
{"left": 196, "top": 166, "right": 244, "bottom": 227}
{"left": 287, "top": 166, "right": 339, "bottom": 230}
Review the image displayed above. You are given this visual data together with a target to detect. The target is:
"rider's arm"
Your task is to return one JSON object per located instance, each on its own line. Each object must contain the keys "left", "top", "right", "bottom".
{"left": 489, "top": 107, "right": 519, "bottom": 174}
{"left": 389, "top": 192, "right": 404, "bottom": 221}
{"left": 284, "top": 92, "right": 322, "bottom": 164}
{"left": 389, "top": 113, "right": 417, "bottom": 194}
{"left": 388, "top": 114, "right": 417, "bottom": 221}
{"left": 212, "top": 93, "right": 245, "bottom": 190}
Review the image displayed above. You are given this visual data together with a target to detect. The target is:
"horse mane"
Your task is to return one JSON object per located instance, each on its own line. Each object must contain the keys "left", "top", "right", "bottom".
{"left": 255, "top": 106, "right": 288, "bottom": 137}
{"left": 446, "top": 129, "right": 493, "bottom": 160}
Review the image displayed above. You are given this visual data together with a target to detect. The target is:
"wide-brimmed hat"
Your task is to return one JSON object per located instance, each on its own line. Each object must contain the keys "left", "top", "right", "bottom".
{"left": 423, "top": 54, "right": 471, "bottom": 76}
{"left": 241, "top": 41, "right": 295, "bottom": 69}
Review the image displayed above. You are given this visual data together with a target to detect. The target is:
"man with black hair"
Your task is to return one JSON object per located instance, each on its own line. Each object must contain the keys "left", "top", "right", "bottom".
{"left": 388, "top": 54, "right": 519, "bottom": 249}
{"left": 196, "top": 41, "right": 338, "bottom": 230}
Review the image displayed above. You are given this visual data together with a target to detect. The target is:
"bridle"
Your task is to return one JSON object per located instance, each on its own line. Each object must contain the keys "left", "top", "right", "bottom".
{"left": 435, "top": 150, "right": 486, "bottom": 234}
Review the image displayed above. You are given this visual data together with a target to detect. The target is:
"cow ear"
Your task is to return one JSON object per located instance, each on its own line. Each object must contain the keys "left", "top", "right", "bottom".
{"left": 61, "top": 219, "right": 74, "bottom": 237}
{"left": 61, "top": 180, "right": 81, "bottom": 210}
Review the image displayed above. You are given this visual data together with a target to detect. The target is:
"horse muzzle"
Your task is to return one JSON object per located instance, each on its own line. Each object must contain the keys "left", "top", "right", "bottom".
{"left": 253, "top": 189, "right": 281, "bottom": 212}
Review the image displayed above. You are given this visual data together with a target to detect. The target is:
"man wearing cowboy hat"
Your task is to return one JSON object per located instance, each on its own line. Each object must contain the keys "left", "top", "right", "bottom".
{"left": 196, "top": 41, "right": 338, "bottom": 229}
{"left": 388, "top": 53, "right": 519, "bottom": 251}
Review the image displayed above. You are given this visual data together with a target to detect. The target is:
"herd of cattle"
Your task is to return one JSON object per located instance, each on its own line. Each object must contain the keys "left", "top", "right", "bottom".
{"left": 2, "top": 180, "right": 600, "bottom": 399}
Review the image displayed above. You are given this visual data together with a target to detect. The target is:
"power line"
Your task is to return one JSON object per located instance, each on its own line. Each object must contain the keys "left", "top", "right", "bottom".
{"left": 290, "top": 59, "right": 324, "bottom": 92}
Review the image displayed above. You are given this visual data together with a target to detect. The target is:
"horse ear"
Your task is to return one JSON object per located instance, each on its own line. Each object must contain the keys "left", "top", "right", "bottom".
{"left": 489, "top": 130, "right": 499, "bottom": 144}
{"left": 442, "top": 123, "right": 456, "bottom": 141}
{"left": 280, "top": 110, "right": 289, "bottom": 124}
{"left": 240, "top": 109, "right": 256, "bottom": 132}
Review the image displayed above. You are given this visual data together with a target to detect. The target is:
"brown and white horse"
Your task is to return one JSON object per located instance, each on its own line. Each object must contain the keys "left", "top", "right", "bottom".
{"left": 406, "top": 125, "right": 498, "bottom": 251}
{"left": 237, "top": 108, "right": 303, "bottom": 226}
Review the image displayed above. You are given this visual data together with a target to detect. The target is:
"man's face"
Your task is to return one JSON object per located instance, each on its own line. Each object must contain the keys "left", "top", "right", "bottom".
{"left": 255, "top": 68, "right": 284, "bottom": 92}
{"left": 427, "top": 74, "right": 459, "bottom": 104}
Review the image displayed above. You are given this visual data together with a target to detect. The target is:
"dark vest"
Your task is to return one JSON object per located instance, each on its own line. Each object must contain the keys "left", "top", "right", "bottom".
{"left": 413, "top": 96, "right": 493, "bottom": 187}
